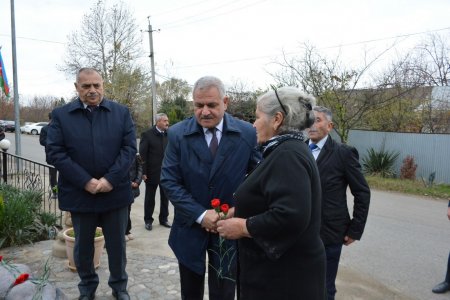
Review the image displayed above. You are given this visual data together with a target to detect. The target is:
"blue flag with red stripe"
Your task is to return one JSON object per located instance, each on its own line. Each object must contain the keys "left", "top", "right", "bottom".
{"left": 0, "top": 49, "right": 10, "bottom": 97}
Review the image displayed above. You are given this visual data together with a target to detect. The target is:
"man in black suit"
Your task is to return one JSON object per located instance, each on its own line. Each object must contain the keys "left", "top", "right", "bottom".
{"left": 307, "top": 106, "right": 370, "bottom": 300}
{"left": 139, "top": 113, "right": 170, "bottom": 230}
{"left": 39, "top": 112, "right": 58, "bottom": 198}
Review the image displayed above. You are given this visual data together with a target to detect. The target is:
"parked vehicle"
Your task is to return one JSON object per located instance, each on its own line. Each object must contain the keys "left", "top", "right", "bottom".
{"left": 20, "top": 122, "right": 33, "bottom": 133}
{"left": 0, "top": 120, "right": 15, "bottom": 132}
{"left": 22, "top": 122, "right": 48, "bottom": 135}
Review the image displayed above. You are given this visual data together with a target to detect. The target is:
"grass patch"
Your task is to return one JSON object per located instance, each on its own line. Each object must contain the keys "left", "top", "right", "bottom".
{"left": 366, "top": 176, "right": 450, "bottom": 199}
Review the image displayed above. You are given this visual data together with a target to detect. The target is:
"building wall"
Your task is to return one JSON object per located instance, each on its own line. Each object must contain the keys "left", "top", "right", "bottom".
{"left": 345, "top": 130, "right": 450, "bottom": 184}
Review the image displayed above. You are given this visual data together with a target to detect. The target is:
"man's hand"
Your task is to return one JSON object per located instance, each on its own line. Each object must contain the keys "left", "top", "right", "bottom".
{"left": 447, "top": 206, "right": 450, "bottom": 220}
{"left": 142, "top": 175, "right": 148, "bottom": 182}
{"left": 344, "top": 235, "right": 355, "bottom": 246}
{"left": 201, "top": 209, "right": 220, "bottom": 232}
{"left": 85, "top": 178, "right": 100, "bottom": 194}
{"left": 95, "top": 177, "right": 113, "bottom": 193}
{"left": 131, "top": 182, "right": 139, "bottom": 188}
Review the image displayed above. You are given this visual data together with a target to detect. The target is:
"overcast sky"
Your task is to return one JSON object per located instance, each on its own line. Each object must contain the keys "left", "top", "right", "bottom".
{"left": 0, "top": 0, "right": 449, "bottom": 102}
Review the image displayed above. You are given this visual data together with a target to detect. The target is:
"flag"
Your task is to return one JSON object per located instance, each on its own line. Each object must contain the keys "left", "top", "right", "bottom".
{"left": 0, "top": 49, "right": 10, "bottom": 97}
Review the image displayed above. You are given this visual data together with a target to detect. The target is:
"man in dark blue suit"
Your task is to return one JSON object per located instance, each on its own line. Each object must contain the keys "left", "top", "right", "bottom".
{"left": 47, "top": 68, "right": 136, "bottom": 300}
{"left": 161, "top": 76, "right": 260, "bottom": 300}
{"left": 307, "top": 106, "right": 370, "bottom": 300}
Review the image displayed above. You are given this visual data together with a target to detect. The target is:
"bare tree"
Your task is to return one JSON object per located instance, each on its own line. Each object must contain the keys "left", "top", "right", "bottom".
{"left": 226, "top": 80, "right": 261, "bottom": 123}
{"left": 61, "top": 1, "right": 149, "bottom": 97}
{"left": 270, "top": 43, "right": 409, "bottom": 143}
{"left": 389, "top": 33, "right": 450, "bottom": 133}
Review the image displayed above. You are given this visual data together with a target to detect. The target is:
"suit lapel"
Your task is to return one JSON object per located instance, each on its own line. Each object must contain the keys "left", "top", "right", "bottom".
{"left": 209, "top": 133, "right": 238, "bottom": 180}
{"left": 316, "top": 136, "right": 334, "bottom": 166}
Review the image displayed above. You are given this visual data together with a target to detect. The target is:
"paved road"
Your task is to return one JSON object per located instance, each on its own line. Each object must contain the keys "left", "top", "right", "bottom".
{"left": 2, "top": 132, "right": 449, "bottom": 299}
{"left": 3, "top": 132, "right": 45, "bottom": 163}
{"left": 340, "top": 189, "right": 449, "bottom": 300}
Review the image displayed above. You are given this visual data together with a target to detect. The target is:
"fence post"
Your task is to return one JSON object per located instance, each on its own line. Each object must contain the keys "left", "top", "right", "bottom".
{"left": 0, "top": 139, "right": 11, "bottom": 183}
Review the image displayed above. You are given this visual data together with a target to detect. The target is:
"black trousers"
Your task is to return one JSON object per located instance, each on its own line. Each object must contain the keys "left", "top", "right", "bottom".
{"left": 325, "top": 243, "right": 343, "bottom": 300}
{"left": 49, "top": 167, "right": 57, "bottom": 188}
{"left": 179, "top": 262, "right": 236, "bottom": 300}
{"left": 126, "top": 204, "right": 132, "bottom": 235}
{"left": 144, "top": 182, "right": 169, "bottom": 224}
{"left": 71, "top": 206, "right": 128, "bottom": 296}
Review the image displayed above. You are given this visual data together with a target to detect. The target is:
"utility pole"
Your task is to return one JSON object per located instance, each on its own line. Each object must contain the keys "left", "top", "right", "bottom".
{"left": 10, "top": 0, "right": 21, "bottom": 155}
{"left": 147, "top": 16, "right": 158, "bottom": 125}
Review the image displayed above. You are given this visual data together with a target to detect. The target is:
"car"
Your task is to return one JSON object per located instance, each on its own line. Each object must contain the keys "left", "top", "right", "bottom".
{"left": 22, "top": 122, "right": 48, "bottom": 135}
{"left": 0, "top": 120, "right": 16, "bottom": 132}
{"left": 20, "top": 122, "right": 33, "bottom": 133}
{"left": 2, "top": 120, "right": 16, "bottom": 132}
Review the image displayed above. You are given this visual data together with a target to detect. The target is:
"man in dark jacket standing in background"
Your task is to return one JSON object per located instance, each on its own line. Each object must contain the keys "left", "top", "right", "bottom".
{"left": 47, "top": 67, "right": 136, "bottom": 300}
{"left": 139, "top": 113, "right": 170, "bottom": 230}
{"left": 307, "top": 106, "right": 370, "bottom": 300}
{"left": 39, "top": 112, "right": 57, "bottom": 198}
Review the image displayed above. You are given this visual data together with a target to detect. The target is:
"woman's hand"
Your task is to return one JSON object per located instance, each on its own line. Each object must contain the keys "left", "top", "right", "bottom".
{"left": 217, "top": 218, "right": 250, "bottom": 239}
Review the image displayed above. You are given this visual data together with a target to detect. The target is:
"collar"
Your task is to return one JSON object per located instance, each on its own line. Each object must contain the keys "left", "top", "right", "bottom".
{"left": 155, "top": 126, "right": 164, "bottom": 134}
{"left": 202, "top": 118, "right": 224, "bottom": 134}
{"left": 69, "top": 98, "right": 109, "bottom": 112}
{"left": 309, "top": 135, "right": 328, "bottom": 149}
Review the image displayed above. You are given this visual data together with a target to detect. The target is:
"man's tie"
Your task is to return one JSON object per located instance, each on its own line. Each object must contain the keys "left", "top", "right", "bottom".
{"left": 87, "top": 105, "right": 98, "bottom": 112}
{"left": 209, "top": 128, "right": 218, "bottom": 157}
{"left": 86, "top": 105, "right": 97, "bottom": 122}
{"left": 309, "top": 143, "right": 318, "bottom": 151}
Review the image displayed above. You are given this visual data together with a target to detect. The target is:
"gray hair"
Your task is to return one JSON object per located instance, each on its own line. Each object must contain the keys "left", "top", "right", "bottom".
{"left": 76, "top": 68, "right": 102, "bottom": 82}
{"left": 193, "top": 76, "right": 226, "bottom": 99}
{"left": 313, "top": 106, "right": 332, "bottom": 122}
{"left": 257, "top": 86, "right": 316, "bottom": 132}
{"left": 155, "top": 113, "right": 168, "bottom": 122}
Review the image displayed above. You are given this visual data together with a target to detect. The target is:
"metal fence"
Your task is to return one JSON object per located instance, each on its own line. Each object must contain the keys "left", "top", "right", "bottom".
{"left": 344, "top": 130, "right": 450, "bottom": 184}
{"left": 0, "top": 150, "right": 62, "bottom": 227}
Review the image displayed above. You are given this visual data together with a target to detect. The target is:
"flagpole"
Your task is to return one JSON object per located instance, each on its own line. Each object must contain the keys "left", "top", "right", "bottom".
{"left": 10, "top": 0, "right": 21, "bottom": 155}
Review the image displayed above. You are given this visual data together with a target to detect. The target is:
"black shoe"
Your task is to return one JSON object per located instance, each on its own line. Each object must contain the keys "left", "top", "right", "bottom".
{"left": 145, "top": 223, "right": 152, "bottom": 231}
{"left": 78, "top": 294, "right": 95, "bottom": 300}
{"left": 112, "top": 290, "right": 130, "bottom": 300}
{"left": 432, "top": 281, "right": 450, "bottom": 293}
{"left": 160, "top": 221, "right": 171, "bottom": 228}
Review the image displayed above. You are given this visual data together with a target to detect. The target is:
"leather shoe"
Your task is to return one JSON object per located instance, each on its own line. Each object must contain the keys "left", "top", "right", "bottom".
{"left": 145, "top": 223, "right": 152, "bottom": 231}
{"left": 112, "top": 290, "right": 130, "bottom": 300}
{"left": 160, "top": 221, "right": 171, "bottom": 228}
{"left": 78, "top": 294, "right": 95, "bottom": 300}
{"left": 432, "top": 281, "right": 450, "bottom": 293}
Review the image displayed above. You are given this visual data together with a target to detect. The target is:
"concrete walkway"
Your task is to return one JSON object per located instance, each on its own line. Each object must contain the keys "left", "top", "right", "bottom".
{"left": 0, "top": 190, "right": 413, "bottom": 300}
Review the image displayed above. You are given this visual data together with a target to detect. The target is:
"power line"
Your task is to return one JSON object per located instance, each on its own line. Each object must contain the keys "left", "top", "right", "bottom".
{"left": 161, "top": 0, "right": 268, "bottom": 30}
{"left": 152, "top": 0, "right": 211, "bottom": 17}
{"left": 159, "top": 0, "right": 244, "bottom": 27}
{"left": 174, "top": 26, "right": 450, "bottom": 69}
{"left": 0, "top": 34, "right": 65, "bottom": 45}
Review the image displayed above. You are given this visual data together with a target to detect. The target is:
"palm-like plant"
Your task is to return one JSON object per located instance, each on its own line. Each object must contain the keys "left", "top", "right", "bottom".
{"left": 362, "top": 148, "right": 400, "bottom": 178}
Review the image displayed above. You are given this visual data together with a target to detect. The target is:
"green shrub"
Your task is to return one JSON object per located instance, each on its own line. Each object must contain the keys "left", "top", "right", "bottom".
{"left": 0, "top": 184, "right": 51, "bottom": 248}
{"left": 362, "top": 147, "right": 400, "bottom": 178}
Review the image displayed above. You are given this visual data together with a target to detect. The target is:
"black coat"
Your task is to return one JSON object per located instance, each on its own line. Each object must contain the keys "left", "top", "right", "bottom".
{"left": 235, "top": 138, "right": 326, "bottom": 299}
{"left": 315, "top": 136, "right": 370, "bottom": 245}
{"left": 139, "top": 126, "right": 167, "bottom": 184}
{"left": 129, "top": 155, "right": 143, "bottom": 198}
{"left": 39, "top": 124, "right": 50, "bottom": 163}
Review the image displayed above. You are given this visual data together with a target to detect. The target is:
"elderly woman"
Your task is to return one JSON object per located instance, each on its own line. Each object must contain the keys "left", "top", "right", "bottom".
{"left": 217, "top": 86, "right": 326, "bottom": 299}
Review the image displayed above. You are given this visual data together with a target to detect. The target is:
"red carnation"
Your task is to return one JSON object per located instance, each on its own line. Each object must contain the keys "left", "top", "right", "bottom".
{"left": 211, "top": 198, "right": 221, "bottom": 209}
{"left": 221, "top": 204, "right": 229, "bottom": 215}
{"left": 0, "top": 256, "right": 2, "bottom": 261}
{"left": 14, "top": 273, "right": 29, "bottom": 286}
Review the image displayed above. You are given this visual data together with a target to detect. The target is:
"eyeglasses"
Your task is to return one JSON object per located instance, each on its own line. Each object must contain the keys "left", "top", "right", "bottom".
{"left": 270, "top": 85, "right": 288, "bottom": 115}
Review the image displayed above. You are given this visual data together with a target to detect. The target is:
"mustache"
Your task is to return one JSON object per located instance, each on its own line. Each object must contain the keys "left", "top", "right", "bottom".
{"left": 200, "top": 116, "right": 214, "bottom": 120}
